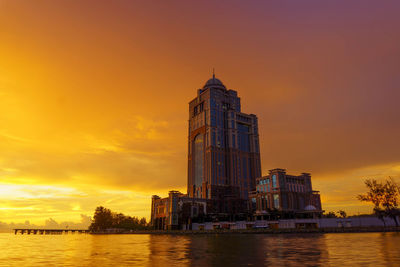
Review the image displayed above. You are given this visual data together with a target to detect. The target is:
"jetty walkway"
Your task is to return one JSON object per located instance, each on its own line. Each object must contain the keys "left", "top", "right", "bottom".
{"left": 13, "top": 228, "right": 89, "bottom": 235}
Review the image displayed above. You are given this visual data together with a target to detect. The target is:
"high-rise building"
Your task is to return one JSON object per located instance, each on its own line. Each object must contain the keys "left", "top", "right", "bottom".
{"left": 150, "top": 73, "right": 323, "bottom": 229}
{"left": 187, "top": 74, "right": 262, "bottom": 210}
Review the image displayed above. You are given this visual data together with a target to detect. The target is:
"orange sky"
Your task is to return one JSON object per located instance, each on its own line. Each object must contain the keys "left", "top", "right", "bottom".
{"left": 1, "top": 0, "right": 400, "bottom": 224}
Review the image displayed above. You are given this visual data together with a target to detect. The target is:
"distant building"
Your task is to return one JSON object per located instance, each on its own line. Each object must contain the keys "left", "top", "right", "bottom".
{"left": 249, "top": 169, "right": 322, "bottom": 219}
{"left": 187, "top": 73, "right": 261, "bottom": 213}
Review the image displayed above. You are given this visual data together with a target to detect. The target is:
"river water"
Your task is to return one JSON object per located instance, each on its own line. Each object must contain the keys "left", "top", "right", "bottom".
{"left": 1, "top": 232, "right": 399, "bottom": 266}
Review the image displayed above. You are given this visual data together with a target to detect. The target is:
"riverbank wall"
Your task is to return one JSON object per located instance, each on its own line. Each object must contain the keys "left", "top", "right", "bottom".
{"left": 91, "top": 226, "right": 400, "bottom": 235}
{"left": 91, "top": 216, "right": 400, "bottom": 235}
{"left": 190, "top": 217, "right": 399, "bottom": 231}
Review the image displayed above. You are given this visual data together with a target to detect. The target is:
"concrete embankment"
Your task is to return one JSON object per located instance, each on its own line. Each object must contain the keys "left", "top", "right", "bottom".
{"left": 91, "top": 226, "right": 400, "bottom": 235}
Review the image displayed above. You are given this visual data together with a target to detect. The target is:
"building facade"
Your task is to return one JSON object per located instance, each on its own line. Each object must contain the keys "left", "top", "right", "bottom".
{"left": 150, "top": 191, "right": 208, "bottom": 230}
{"left": 187, "top": 74, "right": 261, "bottom": 213}
{"left": 150, "top": 74, "right": 324, "bottom": 229}
{"left": 249, "top": 168, "right": 322, "bottom": 219}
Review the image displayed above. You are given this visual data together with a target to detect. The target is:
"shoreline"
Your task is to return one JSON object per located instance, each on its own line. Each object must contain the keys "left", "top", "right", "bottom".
{"left": 90, "top": 226, "right": 400, "bottom": 235}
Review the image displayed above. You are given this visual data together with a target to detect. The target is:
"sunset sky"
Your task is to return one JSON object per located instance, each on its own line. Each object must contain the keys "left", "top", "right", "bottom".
{"left": 1, "top": 0, "right": 400, "bottom": 224}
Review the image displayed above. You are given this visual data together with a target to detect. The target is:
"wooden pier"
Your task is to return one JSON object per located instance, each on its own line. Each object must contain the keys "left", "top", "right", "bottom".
{"left": 13, "top": 228, "right": 90, "bottom": 235}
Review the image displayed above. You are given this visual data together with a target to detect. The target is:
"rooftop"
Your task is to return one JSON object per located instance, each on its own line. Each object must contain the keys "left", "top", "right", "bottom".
{"left": 203, "top": 73, "right": 226, "bottom": 90}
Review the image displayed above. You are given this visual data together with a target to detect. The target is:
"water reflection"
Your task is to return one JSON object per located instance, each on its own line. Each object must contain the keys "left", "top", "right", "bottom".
{"left": 262, "top": 234, "right": 328, "bottom": 266}
{"left": 148, "top": 235, "right": 191, "bottom": 266}
{"left": 0, "top": 232, "right": 399, "bottom": 266}
{"left": 148, "top": 234, "right": 327, "bottom": 266}
{"left": 380, "top": 233, "right": 400, "bottom": 264}
{"left": 147, "top": 233, "right": 400, "bottom": 266}
{"left": 323, "top": 232, "right": 400, "bottom": 266}
{"left": 185, "top": 234, "right": 268, "bottom": 266}
{"left": 88, "top": 234, "right": 151, "bottom": 266}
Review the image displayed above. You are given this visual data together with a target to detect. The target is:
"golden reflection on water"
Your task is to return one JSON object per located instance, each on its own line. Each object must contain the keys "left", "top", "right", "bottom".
{"left": 0, "top": 233, "right": 399, "bottom": 266}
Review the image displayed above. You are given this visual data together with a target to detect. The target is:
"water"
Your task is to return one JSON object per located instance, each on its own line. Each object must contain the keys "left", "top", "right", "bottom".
{"left": 1, "top": 232, "right": 399, "bottom": 266}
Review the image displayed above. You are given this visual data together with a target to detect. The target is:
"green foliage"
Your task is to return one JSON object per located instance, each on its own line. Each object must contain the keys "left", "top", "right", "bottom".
{"left": 358, "top": 178, "right": 400, "bottom": 226}
{"left": 89, "top": 206, "right": 148, "bottom": 232}
{"left": 323, "top": 210, "right": 347, "bottom": 218}
{"left": 324, "top": 211, "right": 338, "bottom": 218}
{"left": 338, "top": 210, "right": 347, "bottom": 218}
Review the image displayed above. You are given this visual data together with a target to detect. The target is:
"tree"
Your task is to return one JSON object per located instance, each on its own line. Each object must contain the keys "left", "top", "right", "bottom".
{"left": 358, "top": 178, "right": 400, "bottom": 227}
{"left": 89, "top": 206, "right": 113, "bottom": 232}
{"left": 324, "top": 211, "right": 337, "bottom": 218}
{"left": 139, "top": 217, "right": 147, "bottom": 226}
{"left": 89, "top": 206, "right": 149, "bottom": 232}
{"left": 373, "top": 207, "right": 387, "bottom": 228}
{"left": 338, "top": 210, "right": 347, "bottom": 218}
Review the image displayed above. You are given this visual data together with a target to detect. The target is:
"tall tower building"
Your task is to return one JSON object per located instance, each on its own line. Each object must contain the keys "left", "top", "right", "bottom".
{"left": 187, "top": 74, "right": 261, "bottom": 209}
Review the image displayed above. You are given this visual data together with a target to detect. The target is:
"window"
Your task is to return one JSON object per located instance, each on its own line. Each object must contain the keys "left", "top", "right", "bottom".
{"left": 212, "top": 153, "right": 216, "bottom": 184}
{"left": 281, "top": 194, "right": 287, "bottom": 209}
{"left": 218, "top": 154, "right": 221, "bottom": 178}
{"left": 237, "top": 123, "right": 250, "bottom": 152}
{"left": 255, "top": 139, "right": 259, "bottom": 153}
{"left": 210, "top": 109, "right": 216, "bottom": 126}
{"left": 218, "top": 111, "right": 223, "bottom": 127}
{"left": 242, "top": 158, "right": 247, "bottom": 179}
{"left": 251, "top": 198, "right": 256, "bottom": 209}
{"left": 274, "top": 194, "right": 280, "bottom": 209}
{"left": 212, "top": 132, "right": 216, "bottom": 146}
{"left": 237, "top": 123, "right": 249, "bottom": 132}
{"left": 194, "top": 134, "right": 204, "bottom": 190}
{"left": 210, "top": 98, "right": 216, "bottom": 108}
{"left": 272, "top": 174, "right": 277, "bottom": 188}
{"left": 248, "top": 158, "right": 252, "bottom": 178}
{"left": 194, "top": 102, "right": 204, "bottom": 117}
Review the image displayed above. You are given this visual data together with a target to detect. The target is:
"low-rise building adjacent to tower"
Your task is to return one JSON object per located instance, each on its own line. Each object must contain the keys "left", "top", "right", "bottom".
{"left": 150, "top": 191, "right": 208, "bottom": 230}
{"left": 249, "top": 169, "right": 322, "bottom": 219}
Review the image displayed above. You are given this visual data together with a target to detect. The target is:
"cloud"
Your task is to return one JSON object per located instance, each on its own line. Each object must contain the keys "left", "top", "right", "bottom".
{"left": 0, "top": 214, "right": 92, "bottom": 232}
{"left": 314, "top": 163, "right": 400, "bottom": 214}
{"left": 0, "top": 114, "right": 186, "bottom": 190}
{"left": 0, "top": 0, "right": 400, "bottom": 222}
{"left": 0, "top": 183, "right": 154, "bottom": 224}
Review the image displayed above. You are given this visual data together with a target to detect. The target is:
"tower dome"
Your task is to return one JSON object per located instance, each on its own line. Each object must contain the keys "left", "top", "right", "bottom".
{"left": 304, "top": 205, "right": 317, "bottom": 211}
{"left": 203, "top": 73, "right": 226, "bottom": 89}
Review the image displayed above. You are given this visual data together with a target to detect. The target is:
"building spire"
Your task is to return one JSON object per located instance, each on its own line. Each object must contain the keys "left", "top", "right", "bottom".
{"left": 212, "top": 68, "right": 215, "bottom": 79}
